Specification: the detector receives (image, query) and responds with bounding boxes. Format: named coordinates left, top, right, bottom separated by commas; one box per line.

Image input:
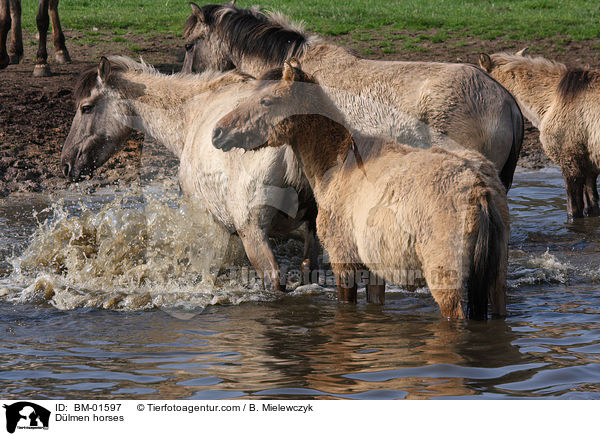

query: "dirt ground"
left=2, top=29, right=594, bottom=196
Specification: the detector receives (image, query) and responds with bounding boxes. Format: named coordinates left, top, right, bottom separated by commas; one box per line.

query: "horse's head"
left=61, top=57, right=133, bottom=180
left=212, top=59, right=326, bottom=152
left=478, top=47, right=529, bottom=73
left=182, top=2, right=236, bottom=73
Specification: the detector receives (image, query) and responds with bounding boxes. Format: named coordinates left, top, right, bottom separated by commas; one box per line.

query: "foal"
left=479, top=49, right=600, bottom=220
left=0, top=0, right=70, bottom=76
left=212, top=60, right=510, bottom=319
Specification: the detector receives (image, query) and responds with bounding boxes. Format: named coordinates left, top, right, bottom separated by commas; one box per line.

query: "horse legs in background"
left=0, top=0, right=10, bottom=69
left=49, top=0, right=69, bottom=64
left=301, top=217, right=320, bottom=285
left=7, top=0, right=21, bottom=64
left=584, top=172, right=600, bottom=217
left=33, top=0, right=51, bottom=76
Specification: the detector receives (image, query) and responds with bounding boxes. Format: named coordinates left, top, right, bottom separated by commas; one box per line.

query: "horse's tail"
left=466, top=191, right=506, bottom=320
left=498, top=97, right=524, bottom=191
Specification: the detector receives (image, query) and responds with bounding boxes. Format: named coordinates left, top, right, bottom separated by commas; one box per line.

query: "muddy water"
left=1, top=166, right=600, bottom=399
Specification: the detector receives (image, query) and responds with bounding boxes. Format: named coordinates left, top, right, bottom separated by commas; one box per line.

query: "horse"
left=0, top=0, right=70, bottom=76
left=60, top=56, right=319, bottom=291
left=182, top=2, right=524, bottom=191
left=211, top=59, right=510, bottom=320
left=479, top=48, right=600, bottom=220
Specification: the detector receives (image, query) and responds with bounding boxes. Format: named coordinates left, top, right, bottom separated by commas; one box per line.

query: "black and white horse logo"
left=3, top=402, right=50, bottom=434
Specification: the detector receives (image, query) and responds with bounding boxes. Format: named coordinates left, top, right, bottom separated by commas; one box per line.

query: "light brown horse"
left=182, top=2, right=523, bottom=191
left=0, top=0, right=70, bottom=76
left=479, top=49, right=600, bottom=220
left=212, top=60, right=510, bottom=320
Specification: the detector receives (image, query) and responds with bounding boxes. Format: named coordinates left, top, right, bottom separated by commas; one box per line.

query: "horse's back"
left=304, top=44, right=522, bottom=174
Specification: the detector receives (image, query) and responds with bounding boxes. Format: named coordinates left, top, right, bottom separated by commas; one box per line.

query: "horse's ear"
left=287, top=57, right=301, bottom=69
left=230, top=0, right=236, bottom=5
left=282, top=60, right=296, bottom=82
left=478, top=53, right=492, bottom=72
left=190, top=2, right=204, bottom=21
left=98, top=56, right=112, bottom=84
left=516, top=47, right=529, bottom=56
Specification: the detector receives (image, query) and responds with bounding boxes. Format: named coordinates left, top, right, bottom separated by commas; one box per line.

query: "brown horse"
left=212, top=60, right=510, bottom=320
left=479, top=49, right=600, bottom=220
left=182, top=2, right=523, bottom=191
left=0, top=0, right=70, bottom=76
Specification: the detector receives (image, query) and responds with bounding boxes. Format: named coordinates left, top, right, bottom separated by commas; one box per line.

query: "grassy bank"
left=16, top=0, right=600, bottom=48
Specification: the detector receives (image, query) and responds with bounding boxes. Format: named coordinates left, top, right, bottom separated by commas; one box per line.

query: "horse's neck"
left=493, top=61, right=565, bottom=127
left=286, top=115, right=353, bottom=197
left=121, top=72, right=227, bottom=158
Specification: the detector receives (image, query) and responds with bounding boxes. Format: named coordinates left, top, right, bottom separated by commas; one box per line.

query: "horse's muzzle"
left=212, top=127, right=236, bottom=151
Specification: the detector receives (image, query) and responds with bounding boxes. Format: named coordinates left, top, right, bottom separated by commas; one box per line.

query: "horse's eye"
left=185, top=43, right=194, bottom=52
left=81, top=104, right=94, bottom=114
left=260, top=99, right=273, bottom=107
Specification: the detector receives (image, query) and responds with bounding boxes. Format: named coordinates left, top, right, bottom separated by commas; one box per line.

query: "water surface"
left=1, top=166, right=599, bottom=399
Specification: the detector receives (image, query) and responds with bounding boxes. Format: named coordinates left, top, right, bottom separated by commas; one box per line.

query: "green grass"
left=16, top=0, right=600, bottom=43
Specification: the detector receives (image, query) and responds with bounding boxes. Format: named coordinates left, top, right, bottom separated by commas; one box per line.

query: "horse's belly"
left=351, top=187, right=421, bottom=285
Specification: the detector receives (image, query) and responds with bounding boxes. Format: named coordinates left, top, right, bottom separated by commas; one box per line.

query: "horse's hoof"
left=0, top=55, right=9, bottom=69
left=584, top=206, right=600, bottom=217
left=33, top=63, right=52, bottom=77
left=55, top=50, right=71, bottom=64
left=9, top=54, right=22, bottom=65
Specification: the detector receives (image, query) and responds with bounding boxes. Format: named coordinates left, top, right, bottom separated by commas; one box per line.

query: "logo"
left=3, top=402, right=50, bottom=434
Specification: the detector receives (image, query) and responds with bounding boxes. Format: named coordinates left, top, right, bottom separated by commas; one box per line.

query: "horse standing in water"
left=479, top=49, right=600, bottom=220
left=60, top=56, right=318, bottom=291
left=212, top=60, right=510, bottom=320
left=182, top=2, right=523, bottom=191
left=0, top=0, right=70, bottom=76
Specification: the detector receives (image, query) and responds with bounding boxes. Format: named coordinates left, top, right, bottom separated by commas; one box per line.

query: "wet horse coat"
left=60, top=56, right=317, bottom=291
left=212, top=61, right=510, bottom=319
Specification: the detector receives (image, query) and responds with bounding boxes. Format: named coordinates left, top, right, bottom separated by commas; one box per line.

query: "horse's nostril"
left=62, top=163, right=71, bottom=177
left=212, top=127, right=224, bottom=144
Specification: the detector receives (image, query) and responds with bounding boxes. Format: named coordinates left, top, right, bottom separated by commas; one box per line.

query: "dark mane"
left=199, top=4, right=309, bottom=66
left=558, top=68, right=596, bottom=100
left=73, top=65, right=98, bottom=103
left=73, top=60, right=128, bottom=103
left=183, top=4, right=224, bottom=38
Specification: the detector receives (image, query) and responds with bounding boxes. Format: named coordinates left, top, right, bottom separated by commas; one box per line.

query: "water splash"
left=1, top=184, right=301, bottom=313
left=508, top=248, right=599, bottom=288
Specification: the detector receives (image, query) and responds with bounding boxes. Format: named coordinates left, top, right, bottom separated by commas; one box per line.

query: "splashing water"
left=2, top=183, right=294, bottom=313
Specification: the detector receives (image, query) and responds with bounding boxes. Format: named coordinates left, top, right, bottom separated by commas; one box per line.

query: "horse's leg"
left=7, top=0, right=21, bottom=64
left=365, top=271, right=385, bottom=305
left=301, top=216, right=320, bottom=285
left=0, top=0, right=10, bottom=69
left=583, top=172, right=600, bottom=217
left=48, top=0, right=69, bottom=64
left=563, top=174, right=585, bottom=221
left=33, top=0, right=51, bottom=77
left=238, top=226, right=282, bottom=292
left=332, top=264, right=357, bottom=303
